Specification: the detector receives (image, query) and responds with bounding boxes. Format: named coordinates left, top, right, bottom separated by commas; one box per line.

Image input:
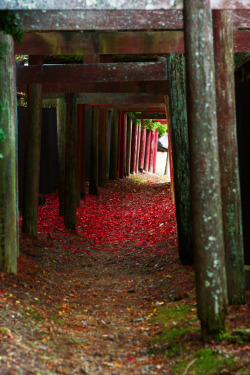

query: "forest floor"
left=0, top=173, right=250, bottom=375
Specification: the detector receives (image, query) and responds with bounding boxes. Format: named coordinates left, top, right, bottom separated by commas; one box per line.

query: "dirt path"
left=0, top=174, right=249, bottom=375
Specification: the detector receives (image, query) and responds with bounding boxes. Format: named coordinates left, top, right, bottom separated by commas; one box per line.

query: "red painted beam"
left=17, top=62, right=167, bottom=85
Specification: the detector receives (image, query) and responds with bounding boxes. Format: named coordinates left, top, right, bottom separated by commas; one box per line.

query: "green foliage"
left=155, top=122, right=167, bottom=137
left=234, top=52, right=250, bottom=68
left=0, top=11, right=23, bottom=43
left=16, top=54, right=28, bottom=63
left=173, top=348, right=237, bottom=374
left=128, top=113, right=167, bottom=136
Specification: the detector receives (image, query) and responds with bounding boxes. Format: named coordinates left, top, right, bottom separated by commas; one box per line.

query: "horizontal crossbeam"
left=15, top=30, right=250, bottom=55
left=17, top=80, right=168, bottom=94
left=11, top=10, right=250, bottom=31
left=1, top=0, right=249, bottom=10
left=41, top=93, right=164, bottom=104
left=16, top=62, right=167, bottom=85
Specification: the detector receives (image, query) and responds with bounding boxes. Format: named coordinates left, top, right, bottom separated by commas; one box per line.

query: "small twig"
left=182, top=358, right=198, bottom=375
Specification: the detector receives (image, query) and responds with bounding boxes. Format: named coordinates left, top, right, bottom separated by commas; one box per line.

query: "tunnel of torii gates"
left=0, top=0, right=250, bottom=339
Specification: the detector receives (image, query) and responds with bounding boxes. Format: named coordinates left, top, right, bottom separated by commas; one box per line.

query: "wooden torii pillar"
left=125, top=116, right=132, bottom=176
left=57, top=98, right=66, bottom=217
left=64, top=94, right=78, bottom=230
left=184, top=0, right=227, bottom=339
left=165, top=54, right=193, bottom=266
left=213, top=10, right=246, bottom=305
left=109, top=108, right=118, bottom=180
left=0, top=33, right=18, bottom=273
left=89, top=105, right=99, bottom=195
left=22, top=56, right=43, bottom=235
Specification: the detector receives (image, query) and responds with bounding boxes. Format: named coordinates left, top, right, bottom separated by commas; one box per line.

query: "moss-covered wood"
left=22, top=55, right=43, bottom=235
left=184, top=0, right=227, bottom=340
left=56, top=99, right=66, bottom=217
left=213, top=10, right=246, bottom=305
left=166, top=54, right=193, bottom=266
left=0, top=33, right=18, bottom=273
left=64, top=94, right=78, bottom=230
left=89, top=106, right=99, bottom=195
left=109, top=108, right=118, bottom=180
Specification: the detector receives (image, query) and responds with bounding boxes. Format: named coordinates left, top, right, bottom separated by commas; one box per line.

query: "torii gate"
left=0, top=0, right=249, bottom=339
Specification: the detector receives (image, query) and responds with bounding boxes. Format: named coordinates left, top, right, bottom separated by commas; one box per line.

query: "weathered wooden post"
left=139, top=123, right=147, bottom=172
left=164, top=97, right=175, bottom=202
left=130, top=121, right=138, bottom=175
left=98, top=108, right=107, bottom=187
left=77, top=104, right=86, bottom=199
left=119, top=111, right=126, bottom=179
left=64, top=94, right=78, bottom=230
left=0, top=33, right=18, bottom=273
left=109, top=108, right=118, bottom=180
left=149, top=129, right=155, bottom=173
left=153, top=130, right=158, bottom=174
left=125, top=116, right=132, bottom=176
left=213, top=10, right=246, bottom=305
left=184, top=0, right=227, bottom=339
left=57, top=98, right=66, bottom=217
left=22, top=56, right=43, bottom=235
left=166, top=54, right=193, bottom=265
left=144, top=130, right=152, bottom=172
left=89, top=106, right=99, bottom=195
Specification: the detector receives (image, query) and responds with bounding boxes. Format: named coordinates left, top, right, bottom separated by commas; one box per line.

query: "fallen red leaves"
left=20, top=177, right=177, bottom=258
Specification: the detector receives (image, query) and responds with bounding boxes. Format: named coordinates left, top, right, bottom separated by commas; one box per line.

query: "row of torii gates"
left=0, top=0, right=250, bottom=339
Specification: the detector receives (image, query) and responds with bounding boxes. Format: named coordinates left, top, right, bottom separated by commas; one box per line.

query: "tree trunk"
left=153, top=131, right=158, bottom=174
left=139, top=125, right=147, bottom=171
left=166, top=54, right=193, bottom=266
left=57, top=99, right=66, bottom=217
left=0, top=33, right=18, bottom=273
left=64, top=94, right=78, bottom=230
left=89, top=106, right=99, bottom=195
left=109, top=108, right=118, bottom=180
left=213, top=10, right=246, bottom=305
left=22, top=55, right=43, bottom=235
left=98, top=108, right=107, bottom=187
left=130, top=121, right=138, bottom=175
left=184, top=0, right=227, bottom=340
left=126, top=116, right=132, bottom=176
left=149, top=129, right=155, bottom=173
left=144, top=130, right=151, bottom=172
